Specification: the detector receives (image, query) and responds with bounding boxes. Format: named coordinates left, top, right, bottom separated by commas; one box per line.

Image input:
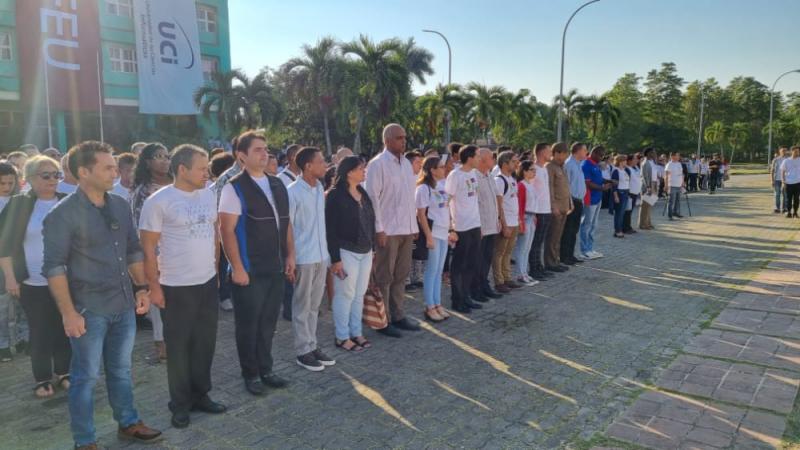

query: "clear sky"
left=230, top=0, right=800, bottom=101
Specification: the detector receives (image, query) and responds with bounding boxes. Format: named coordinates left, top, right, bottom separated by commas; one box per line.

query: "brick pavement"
left=0, top=175, right=797, bottom=449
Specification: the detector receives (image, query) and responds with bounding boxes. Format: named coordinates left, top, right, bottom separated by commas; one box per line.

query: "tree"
left=464, top=83, right=507, bottom=139
left=605, top=73, right=646, bottom=151
left=415, top=84, right=466, bottom=145
left=553, top=88, right=584, bottom=141
left=727, top=122, right=749, bottom=164
left=704, top=121, right=727, bottom=158
left=193, top=69, right=250, bottom=139
left=575, top=95, right=621, bottom=145
left=281, top=37, right=343, bottom=155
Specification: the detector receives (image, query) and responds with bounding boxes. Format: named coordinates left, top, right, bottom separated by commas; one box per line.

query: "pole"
left=423, top=29, right=452, bottom=144
left=767, top=69, right=800, bottom=168
left=557, top=0, right=601, bottom=142
left=696, top=90, right=705, bottom=156
left=43, top=52, right=53, bottom=148
left=97, top=51, right=105, bottom=143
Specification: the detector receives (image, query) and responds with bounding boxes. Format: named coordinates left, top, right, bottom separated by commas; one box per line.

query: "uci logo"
left=158, top=20, right=196, bottom=69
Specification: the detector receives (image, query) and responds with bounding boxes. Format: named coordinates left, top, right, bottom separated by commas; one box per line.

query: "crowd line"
left=0, top=128, right=799, bottom=449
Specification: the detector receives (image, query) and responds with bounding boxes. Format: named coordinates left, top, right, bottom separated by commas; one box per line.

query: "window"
left=106, top=0, right=133, bottom=18
left=0, top=32, right=11, bottom=61
left=201, top=56, right=218, bottom=82
left=109, top=45, right=137, bottom=73
left=196, top=5, right=217, bottom=33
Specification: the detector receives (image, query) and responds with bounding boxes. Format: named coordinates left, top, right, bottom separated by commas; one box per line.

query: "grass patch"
left=782, top=391, right=800, bottom=449
left=730, top=163, right=769, bottom=175
left=569, top=433, right=649, bottom=450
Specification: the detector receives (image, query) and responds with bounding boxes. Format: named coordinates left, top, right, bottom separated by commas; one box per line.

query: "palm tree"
left=727, top=122, right=749, bottom=165
left=464, top=82, right=507, bottom=139
left=576, top=95, right=621, bottom=144
left=281, top=37, right=342, bottom=155
left=416, top=84, right=466, bottom=144
left=241, top=71, right=284, bottom=130
left=704, top=121, right=727, bottom=159
left=193, top=69, right=249, bottom=138
left=554, top=88, right=583, bottom=141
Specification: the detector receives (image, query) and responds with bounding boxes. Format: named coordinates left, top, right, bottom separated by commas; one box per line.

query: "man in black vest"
left=219, top=131, right=296, bottom=396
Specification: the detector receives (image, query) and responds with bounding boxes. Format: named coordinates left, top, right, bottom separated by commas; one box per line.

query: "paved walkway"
left=0, top=175, right=797, bottom=449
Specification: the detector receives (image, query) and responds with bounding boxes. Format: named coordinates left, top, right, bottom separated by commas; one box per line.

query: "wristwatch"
left=133, top=284, right=148, bottom=294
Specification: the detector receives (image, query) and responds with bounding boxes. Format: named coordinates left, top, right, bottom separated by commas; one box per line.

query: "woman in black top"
left=325, top=156, right=375, bottom=352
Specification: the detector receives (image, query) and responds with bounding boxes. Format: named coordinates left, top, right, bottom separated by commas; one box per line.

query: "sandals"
left=351, top=336, right=372, bottom=349
left=425, top=308, right=445, bottom=323
left=56, top=374, right=71, bottom=391
left=34, top=381, right=54, bottom=398
left=335, top=339, right=364, bottom=352
left=436, top=306, right=451, bottom=319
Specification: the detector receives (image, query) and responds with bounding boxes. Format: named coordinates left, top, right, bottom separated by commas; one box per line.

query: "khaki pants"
left=492, top=226, right=518, bottom=285
left=374, top=234, right=413, bottom=322
left=545, top=213, right=567, bottom=267
left=639, top=200, right=653, bottom=229
left=292, top=262, right=327, bottom=356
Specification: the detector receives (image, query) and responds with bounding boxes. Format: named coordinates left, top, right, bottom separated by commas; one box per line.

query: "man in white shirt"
left=57, top=154, right=79, bottom=195
left=139, top=144, right=225, bottom=429
left=111, top=152, right=136, bottom=202
left=492, top=151, right=522, bottom=292
left=529, top=143, right=553, bottom=280
left=287, top=147, right=335, bottom=372
left=445, top=145, right=483, bottom=313
left=471, top=148, right=503, bottom=302
left=365, top=124, right=420, bottom=336
left=278, top=144, right=302, bottom=187
left=665, top=152, right=685, bottom=220
left=687, top=154, right=700, bottom=192
left=771, top=147, right=788, bottom=213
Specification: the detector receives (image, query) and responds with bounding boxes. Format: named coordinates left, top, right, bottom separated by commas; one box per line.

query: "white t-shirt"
left=782, top=158, right=800, bottom=184
left=219, top=175, right=280, bottom=230
left=613, top=167, right=630, bottom=190
left=415, top=181, right=450, bottom=240
left=629, top=166, right=642, bottom=195
left=56, top=181, right=78, bottom=195
left=445, top=168, right=481, bottom=232
left=665, top=161, right=684, bottom=187
left=522, top=179, right=536, bottom=213
left=139, top=186, right=218, bottom=286
left=532, top=165, right=551, bottom=214
left=23, top=198, right=59, bottom=286
left=495, top=173, right=519, bottom=227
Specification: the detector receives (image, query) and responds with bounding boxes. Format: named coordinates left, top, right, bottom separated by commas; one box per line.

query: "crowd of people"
left=770, top=146, right=800, bottom=218
left=0, top=125, right=774, bottom=450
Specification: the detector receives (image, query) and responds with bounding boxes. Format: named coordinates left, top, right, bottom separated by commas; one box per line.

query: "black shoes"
left=312, top=349, right=336, bottom=366
left=244, top=378, right=266, bottom=396
left=453, top=304, right=472, bottom=314
left=464, top=299, right=483, bottom=310
left=483, top=289, right=503, bottom=299
left=171, top=411, right=190, bottom=429
left=192, top=396, right=227, bottom=414
left=545, top=265, right=568, bottom=273
left=471, top=292, right=491, bottom=303
left=377, top=324, right=403, bottom=338
left=15, top=340, right=28, bottom=356
left=392, top=317, right=421, bottom=331
left=261, top=373, right=289, bottom=389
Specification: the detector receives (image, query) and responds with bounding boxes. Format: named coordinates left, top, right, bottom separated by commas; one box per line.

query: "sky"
left=229, top=0, right=800, bottom=101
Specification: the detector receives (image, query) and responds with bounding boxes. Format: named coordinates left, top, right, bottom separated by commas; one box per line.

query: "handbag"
left=362, top=272, right=389, bottom=330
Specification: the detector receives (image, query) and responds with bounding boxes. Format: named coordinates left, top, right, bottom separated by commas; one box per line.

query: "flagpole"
left=97, top=51, right=104, bottom=143
left=43, top=52, right=53, bottom=148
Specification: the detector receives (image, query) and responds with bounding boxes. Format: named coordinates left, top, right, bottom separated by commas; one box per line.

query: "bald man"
left=365, top=124, right=420, bottom=337
left=471, top=148, right=503, bottom=301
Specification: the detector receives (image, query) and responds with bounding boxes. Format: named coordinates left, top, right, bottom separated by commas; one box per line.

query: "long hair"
left=133, top=142, right=168, bottom=188
left=417, top=156, right=441, bottom=189
left=332, top=156, right=363, bottom=191
left=515, top=160, right=534, bottom=182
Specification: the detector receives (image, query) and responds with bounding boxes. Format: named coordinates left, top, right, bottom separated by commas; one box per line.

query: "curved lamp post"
left=422, top=29, right=453, bottom=144
left=767, top=69, right=800, bottom=167
left=557, top=0, right=601, bottom=142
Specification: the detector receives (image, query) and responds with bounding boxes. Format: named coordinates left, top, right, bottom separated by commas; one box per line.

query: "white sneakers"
left=517, top=275, right=540, bottom=287
left=581, top=251, right=604, bottom=260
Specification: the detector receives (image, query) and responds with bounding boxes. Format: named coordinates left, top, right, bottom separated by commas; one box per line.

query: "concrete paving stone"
left=713, top=308, right=800, bottom=339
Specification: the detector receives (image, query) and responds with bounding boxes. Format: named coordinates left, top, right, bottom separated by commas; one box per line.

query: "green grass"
left=569, top=433, right=649, bottom=450
left=782, top=393, right=800, bottom=449
left=730, top=163, right=769, bottom=175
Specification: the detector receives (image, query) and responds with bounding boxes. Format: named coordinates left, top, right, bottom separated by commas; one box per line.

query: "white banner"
left=133, top=0, right=204, bottom=115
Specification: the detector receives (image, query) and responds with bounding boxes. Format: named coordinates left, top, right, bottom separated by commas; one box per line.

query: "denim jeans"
left=422, top=238, right=448, bottom=307
left=512, top=213, right=536, bottom=277
left=774, top=180, right=787, bottom=211
left=69, top=308, right=139, bottom=447
left=579, top=203, right=601, bottom=254
left=332, top=250, right=373, bottom=340
left=613, top=190, right=629, bottom=233
left=0, top=292, right=29, bottom=349
left=668, top=187, right=681, bottom=216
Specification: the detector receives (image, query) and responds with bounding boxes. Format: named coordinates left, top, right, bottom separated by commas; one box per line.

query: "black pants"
left=471, top=233, right=496, bottom=296
left=688, top=174, right=698, bottom=191
left=623, top=195, right=638, bottom=232
left=451, top=228, right=481, bottom=308
left=231, top=272, right=284, bottom=380
left=282, top=280, right=294, bottom=320
left=19, top=284, right=71, bottom=383
left=787, top=183, right=800, bottom=214
left=560, top=198, right=583, bottom=262
left=217, top=245, right=232, bottom=302
left=709, top=172, right=719, bottom=193
left=529, top=213, right=552, bottom=273
left=161, top=276, right=219, bottom=413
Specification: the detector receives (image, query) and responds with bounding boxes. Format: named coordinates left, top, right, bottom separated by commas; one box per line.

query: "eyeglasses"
left=37, top=171, right=63, bottom=181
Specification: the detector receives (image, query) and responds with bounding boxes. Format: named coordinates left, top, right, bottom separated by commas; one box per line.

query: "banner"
left=16, top=0, right=102, bottom=111
left=133, top=0, right=204, bottom=115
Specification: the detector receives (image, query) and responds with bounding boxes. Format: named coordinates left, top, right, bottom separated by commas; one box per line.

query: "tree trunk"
left=353, top=109, right=364, bottom=154
left=322, top=109, right=333, bottom=157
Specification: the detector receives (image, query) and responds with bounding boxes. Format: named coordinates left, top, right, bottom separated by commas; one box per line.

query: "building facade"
left=0, top=0, right=231, bottom=152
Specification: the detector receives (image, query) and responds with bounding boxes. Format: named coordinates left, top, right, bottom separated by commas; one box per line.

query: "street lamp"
left=767, top=69, right=800, bottom=167
left=423, top=29, right=453, bottom=144
left=697, top=88, right=706, bottom=157
left=557, top=0, right=601, bottom=142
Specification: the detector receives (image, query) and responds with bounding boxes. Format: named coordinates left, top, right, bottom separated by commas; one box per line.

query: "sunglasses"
left=38, top=171, right=63, bottom=181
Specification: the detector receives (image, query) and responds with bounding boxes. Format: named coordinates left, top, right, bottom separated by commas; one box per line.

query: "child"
left=511, top=161, right=539, bottom=287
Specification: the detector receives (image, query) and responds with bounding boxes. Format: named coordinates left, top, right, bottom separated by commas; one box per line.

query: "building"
left=0, top=0, right=231, bottom=152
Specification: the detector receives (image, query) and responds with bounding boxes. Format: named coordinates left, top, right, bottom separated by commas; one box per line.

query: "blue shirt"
left=288, top=178, right=330, bottom=265
left=581, top=159, right=604, bottom=205
left=564, top=156, right=586, bottom=200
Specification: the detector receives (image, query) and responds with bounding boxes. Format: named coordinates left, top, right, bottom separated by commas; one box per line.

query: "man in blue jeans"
left=579, top=146, right=611, bottom=260
left=43, top=141, right=162, bottom=449
left=771, top=147, right=788, bottom=213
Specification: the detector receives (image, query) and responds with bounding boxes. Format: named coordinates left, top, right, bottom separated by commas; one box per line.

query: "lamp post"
left=767, top=69, right=800, bottom=167
left=557, top=0, right=601, bottom=142
left=696, top=88, right=706, bottom=157
left=423, top=29, right=452, bottom=144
